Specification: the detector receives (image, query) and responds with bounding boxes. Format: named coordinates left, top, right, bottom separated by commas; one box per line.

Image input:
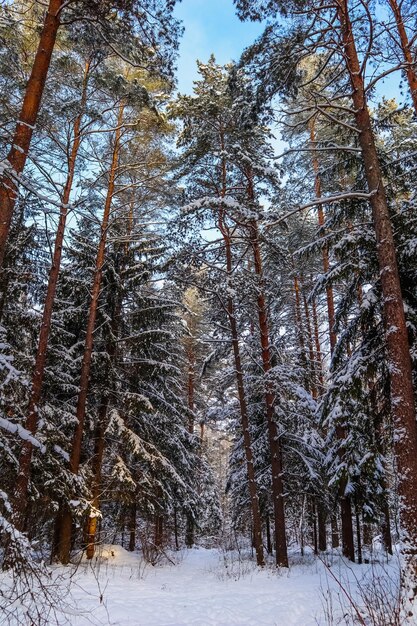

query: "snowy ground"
left=0, top=544, right=403, bottom=625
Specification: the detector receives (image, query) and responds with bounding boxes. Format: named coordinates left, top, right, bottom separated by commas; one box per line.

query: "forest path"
left=62, top=545, right=379, bottom=625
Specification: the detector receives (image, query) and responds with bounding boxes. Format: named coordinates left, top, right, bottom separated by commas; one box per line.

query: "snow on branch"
left=0, top=417, right=46, bottom=453
left=266, top=190, right=377, bottom=228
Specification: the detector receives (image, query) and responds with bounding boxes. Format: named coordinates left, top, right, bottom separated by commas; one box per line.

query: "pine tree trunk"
left=301, top=283, right=318, bottom=399
left=266, top=514, right=272, bottom=554
left=187, top=366, right=195, bottom=434
left=85, top=400, right=108, bottom=560
left=339, top=478, right=355, bottom=561
left=317, top=503, right=327, bottom=552
left=293, top=274, right=309, bottom=385
left=217, top=152, right=265, bottom=567
left=155, top=515, right=163, bottom=547
left=312, top=499, right=318, bottom=555
left=308, top=120, right=337, bottom=355
left=381, top=499, right=393, bottom=556
left=387, top=0, right=417, bottom=116
left=311, top=294, right=324, bottom=391
left=355, top=500, right=362, bottom=565
left=57, top=102, right=125, bottom=564
left=331, top=513, right=340, bottom=549
left=173, top=508, right=179, bottom=551
left=247, top=209, right=288, bottom=568
left=337, top=0, right=417, bottom=593
left=309, top=117, right=355, bottom=561
left=0, top=0, right=63, bottom=268
left=11, top=58, right=91, bottom=532
left=185, top=335, right=196, bottom=548
left=128, top=504, right=136, bottom=552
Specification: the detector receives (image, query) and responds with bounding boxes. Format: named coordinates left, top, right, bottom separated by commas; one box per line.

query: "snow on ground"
left=33, top=545, right=398, bottom=626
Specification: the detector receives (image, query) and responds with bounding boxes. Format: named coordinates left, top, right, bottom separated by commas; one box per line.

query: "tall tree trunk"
left=128, top=504, right=137, bottom=552
left=331, top=513, right=340, bottom=549
left=185, top=340, right=195, bottom=548
left=308, top=120, right=337, bottom=356
left=154, top=514, right=163, bottom=547
left=11, top=58, right=91, bottom=531
left=311, top=294, right=325, bottom=392
left=85, top=400, right=108, bottom=559
left=217, top=152, right=264, bottom=567
left=57, top=102, right=125, bottom=564
left=355, top=499, right=363, bottom=565
left=293, top=274, right=309, bottom=384
left=317, top=503, right=327, bottom=552
left=265, top=514, right=272, bottom=554
left=173, top=508, right=179, bottom=551
left=337, top=0, right=417, bottom=592
left=0, top=0, right=63, bottom=268
left=309, top=117, right=354, bottom=561
left=301, top=282, right=318, bottom=399
left=312, top=499, right=318, bottom=555
left=381, top=499, right=393, bottom=556
left=387, top=0, right=417, bottom=116
left=246, top=202, right=288, bottom=567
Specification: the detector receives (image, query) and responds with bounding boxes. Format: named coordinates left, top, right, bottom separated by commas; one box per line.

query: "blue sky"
left=173, top=2, right=401, bottom=102
left=174, top=0, right=264, bottom=94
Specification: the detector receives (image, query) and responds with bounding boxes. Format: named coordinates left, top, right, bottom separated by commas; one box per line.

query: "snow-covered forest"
left=0, top=0, right=417, bottom=624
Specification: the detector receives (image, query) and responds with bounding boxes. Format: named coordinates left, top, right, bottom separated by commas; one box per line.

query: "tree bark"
left=382, top=499, right=393, bottom=556
left=154, top=514, right=163, bottom=547
left=185, top=328, right=196, bottom=548
left=337, top=0, right=417, bottom=590
left=0, top=0, right=63, bottom=268
left=312, top=499, right=318, bottom=555
left=317, top=503, right=327, bottom=552
left=85, top=400, right=108, bottom=560
left=217, top=152, right=265, bottom=567
left=128, top=504, right=137, bottom=552
left=293, top=274, right=309, bottom=385
left=311, top=294, right=325, bottom=392
left=355, top=500, right=362, bottom=564
left=387, top=0, right=417, bottom=116
left=309, top=116, right=355, bottom=561
left=57, top=101, right=125, bottom=564
left=11, top=58, right=91, bottom=531
left=246, top=205, right=288, bottom=567
left=301, top=283, right=318, bottom=399
left=331, top=514, right=339, bottom=548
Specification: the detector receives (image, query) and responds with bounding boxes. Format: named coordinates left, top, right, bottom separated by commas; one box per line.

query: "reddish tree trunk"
left=337, top=0, right=417, bottom=587
left=309, top=119, right=337, bottom=355
left=309, top=117, right=355, bottom=561
left=387, top=0, right=417, bottom=116
left=85, top=400, right=108, bottom=559
left=247, top=209, right=288, bottom=568
left=293, top=275, right=309, bottom=375
left=311, top=294, right=325, bottom=391
left=0, top=0, right=63, bottom=268
left=301, top=283, right=318, bottom=399
left=57, top=102, right=125, bottom=564
left=217, top=153, right=264, bottom=566
left=70, top=102, right=124, bottom=475
left=12, top=59, right=91, bottom=531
